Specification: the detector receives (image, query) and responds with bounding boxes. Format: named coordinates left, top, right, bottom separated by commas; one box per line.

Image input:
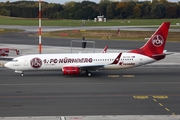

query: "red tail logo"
left=152, top=35, right=164, bottom=47
left=129, top=22, right=170, bottom=57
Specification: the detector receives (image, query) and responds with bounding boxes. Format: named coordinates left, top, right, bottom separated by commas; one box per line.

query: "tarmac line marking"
left=172, top=112, right=177, bottom=116
left=152, top=95, right=168, bottom=99
left=152, top=97, right=176, bottom=117
left=159, top=103, right=163, bottom=106
left=108, top=75, right=119, bottom=78
left=133, top=96, right=148, bottom=99
left=165, top=108, right=170, bottom=111
left=123, top=75, right=134, bottom=78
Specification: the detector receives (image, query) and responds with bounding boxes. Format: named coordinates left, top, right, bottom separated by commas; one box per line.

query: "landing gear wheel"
left=87, top=71, right=92, bottom=77
left=20, top=73, right=24, bottom=77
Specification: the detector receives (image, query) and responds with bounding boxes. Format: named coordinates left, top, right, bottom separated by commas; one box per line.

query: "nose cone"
left=4, top=62, right=11, bottom=69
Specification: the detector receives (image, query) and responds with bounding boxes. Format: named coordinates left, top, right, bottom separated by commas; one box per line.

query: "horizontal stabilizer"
left=152, top=52, right=173, bottom=60
left=152, top=52, right=173, bottom=57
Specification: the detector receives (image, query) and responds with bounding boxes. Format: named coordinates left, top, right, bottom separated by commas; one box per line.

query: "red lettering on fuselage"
left=43, top=57, right=93, bottom=64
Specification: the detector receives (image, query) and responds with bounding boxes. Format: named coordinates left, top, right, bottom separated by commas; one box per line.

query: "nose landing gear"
left=86, top=70, right=92, bottom=77
left=20, top=73, right=24, bottom=77
left=15, top=70, right=24, bottom=77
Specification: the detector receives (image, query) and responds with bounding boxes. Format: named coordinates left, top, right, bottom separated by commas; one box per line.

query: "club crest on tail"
left=129, top=22, right=170, bottom=57
left=152, top=35, right=164, bottom=47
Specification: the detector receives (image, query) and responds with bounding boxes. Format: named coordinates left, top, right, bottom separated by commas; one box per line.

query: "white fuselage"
left=5, top=52, right=156, bottom=71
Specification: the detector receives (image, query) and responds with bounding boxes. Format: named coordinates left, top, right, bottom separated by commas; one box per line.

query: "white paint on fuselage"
left=5, top=52, right=156, bottom=72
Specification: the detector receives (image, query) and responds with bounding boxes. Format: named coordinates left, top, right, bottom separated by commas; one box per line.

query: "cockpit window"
left=12, top=59, right=18, bottom=62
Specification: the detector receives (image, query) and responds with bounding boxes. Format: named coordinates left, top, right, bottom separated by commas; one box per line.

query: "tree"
left=64, top=1, right=76, bottom=9
left=165, top=3, right=178, bottom=18
left=115, top=2, right=127, bottom=18
left=74, top=6, right=97, bottom=19
left=133, top=4, right=142, bottom=18
left=99, top=0, right=111, bottom=17
left=0, top=1, right=180, bottom=19
left=0, top=8, right=10, bottom=16
left=106, top=3, right=114, bottom=19
left=150, top=3, right=166, bottom=18
left=125, top=1, right=136, bottom=18
left=141, top=2, right=151, bottom=18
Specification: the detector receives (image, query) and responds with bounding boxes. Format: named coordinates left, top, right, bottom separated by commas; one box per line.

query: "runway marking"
left=123, top=75, right=134, bottom=78
left=133, top=95, right=177, bottom=116
left=172, top=112, right=177, bottom=116
left=133, top=96, right=148, bottom=99
left=165, top=108, right=170, bottom=111
left=108, top=75, right=119, bottom=77
left=152, top=95, right=168, bottom=99
left=152, top=97, right=177, bottom=116
left=159, top=103, right=163, bottom=106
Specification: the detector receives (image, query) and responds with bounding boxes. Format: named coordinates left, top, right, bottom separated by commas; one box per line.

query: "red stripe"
left=39, top=28, right=42, bottom=35
left=39, top=44, right=42, bottom=54
left=38, top=11, right=41, bottom=19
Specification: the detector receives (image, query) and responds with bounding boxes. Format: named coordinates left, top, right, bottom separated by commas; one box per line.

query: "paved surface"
left=0, top=66, right=180, bottom=117
left=1, top=25, right=180, bottom=32
left=0, top=44, right=180, bottom=66
left=0, top=32, right=180, bottom=119
left=0, top=32, right=180, bottom=52
left=0, top=115, right=180, bottom=120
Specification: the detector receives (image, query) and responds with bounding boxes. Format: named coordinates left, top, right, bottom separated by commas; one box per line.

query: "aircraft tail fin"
left=129, top=22, right=170, bottom=60
left=102, top=46, right=108, bottom=53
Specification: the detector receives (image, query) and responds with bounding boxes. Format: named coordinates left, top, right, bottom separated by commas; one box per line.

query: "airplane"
left=4, top=22, right=170, bottom=77
left=102, top=46, right=108, bottom=53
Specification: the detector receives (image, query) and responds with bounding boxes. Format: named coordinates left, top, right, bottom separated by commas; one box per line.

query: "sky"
left=0, top=0, right=178, bottom=4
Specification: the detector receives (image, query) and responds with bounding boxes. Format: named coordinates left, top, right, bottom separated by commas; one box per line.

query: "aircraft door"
left=24, top=57, right=29, bottom=66
left=139, top=56, right=143, bottom=65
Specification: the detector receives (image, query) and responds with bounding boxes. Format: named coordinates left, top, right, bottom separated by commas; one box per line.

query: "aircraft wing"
left=78, top=64, right=105, bottom=70
left=63, top=64, right=105, bottom=71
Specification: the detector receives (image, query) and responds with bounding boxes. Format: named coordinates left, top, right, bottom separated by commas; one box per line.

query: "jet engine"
left=62, top=66, right=80, bottom=75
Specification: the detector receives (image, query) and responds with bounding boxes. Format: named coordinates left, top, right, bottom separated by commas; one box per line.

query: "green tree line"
left=0, top=0, right=180, bottom=19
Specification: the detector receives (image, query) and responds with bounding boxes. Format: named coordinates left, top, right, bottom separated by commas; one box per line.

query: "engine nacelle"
left=62, top=66, right=80, bottom=75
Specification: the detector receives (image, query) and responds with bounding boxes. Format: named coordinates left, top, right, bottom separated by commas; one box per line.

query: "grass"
left=1, top=16, right=180, bottom=41
left=42, top=30, right=180, bottom=42
left=0, top=28, right=24, bottom=34
left=1, top=16, right=180, bottom=26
